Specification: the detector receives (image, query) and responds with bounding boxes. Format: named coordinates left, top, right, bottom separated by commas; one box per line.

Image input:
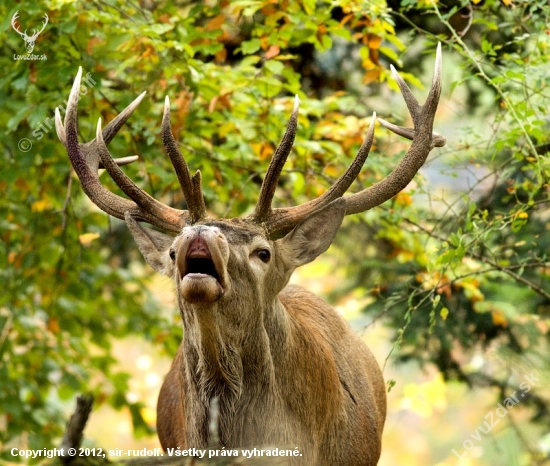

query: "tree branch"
left=60, top=395, right=94, bottom=464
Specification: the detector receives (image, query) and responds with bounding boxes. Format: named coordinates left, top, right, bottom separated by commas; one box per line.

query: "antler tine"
left=101, top=155, right=139, bottom=167
left=387, top=42, right=442, bottom=130
left=250, top=95, right=300, bottom=224
left=95, top=118, right=187, bottom=232
left=55, top=107, right=67, bottom=146
left=428, top=42, right=443, bottom=110
left=378, top=118, right=446, bottom=147
left=161, top=96, right=207, bottom=224
left=59, top=67, right=186, bottom=232
left=102, top=91, right=147, bottom=145
left=29, top=13, right=48, bottom=38
left=378, top=42, right=444, bottom=147
left=389, top=64, right=421, bottom=125
left=344, top=42, right=445, bottom=215
left=265, top=113, right=377, bottom=238
left=11, top=11, right=24, bottom=36
left=56, top=89, right=145, bottom=167
left=97, top=91, right=147, bottom=167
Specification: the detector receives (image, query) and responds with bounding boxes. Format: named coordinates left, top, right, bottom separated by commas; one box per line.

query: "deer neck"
left=179, top=295, right=289, bottom=399
left=178, top=295, right=292, bottom=447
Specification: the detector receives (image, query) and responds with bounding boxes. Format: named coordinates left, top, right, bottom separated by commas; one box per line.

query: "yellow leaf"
left=492, top=309, right=508, bottom=327
left=31, top=199, right=51, bottom=212
left=440, top=307, right=449, bottom=320
left=501, top=0, right=512, bottom=5
left=381, top=20, right=395, bottom=34
left=219, top=122, right=236, bottom=138
left=79, top=233, right=100, bottom=245
left=47, top=317, right=60, bottom=334
left=362, top=68, right=381, bottom=84
left=206, top=14, right=225, bottom=31
left=394, top=192, right=412, bottom=206
left=368, top=34, right=382, bottom=50
left=323, top=164, right=339, bottom=178
left=251, top=142, right=274, bottom=161
left=274, top=54, right=297, bottom=61
left=459, top=278, right=484, bottom=302
left=141, top=406, right=157, bottom=426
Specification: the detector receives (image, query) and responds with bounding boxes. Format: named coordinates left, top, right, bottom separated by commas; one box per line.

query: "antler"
left=253, top=43, right=446, bottom=238
left=55, top=67, right=195, bottom=232
left=28, top=13, right=48, bottom=40
left=11, top=11, right=48, bottom=39
left=11, top=12, right=27, bottom=38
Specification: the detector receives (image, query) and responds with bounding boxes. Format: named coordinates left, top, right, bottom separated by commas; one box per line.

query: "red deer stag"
left=56, top=44, right=445, bottom=466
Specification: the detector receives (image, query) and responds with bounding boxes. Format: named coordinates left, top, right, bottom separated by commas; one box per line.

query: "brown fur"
left=130, top=202, right=386, bottom=465
left=157, top=285, right=385, bottom=465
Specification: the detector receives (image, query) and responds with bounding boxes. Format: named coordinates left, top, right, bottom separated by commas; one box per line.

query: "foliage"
left=1, top=0, right=549, bottom=465
left=330, top=1, right=550, bottom=463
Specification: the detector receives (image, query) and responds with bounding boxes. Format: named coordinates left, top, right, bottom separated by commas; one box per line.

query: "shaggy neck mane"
left=179, top=295, right=290, bottom=446
left=181, top=296, right=287, bottom=394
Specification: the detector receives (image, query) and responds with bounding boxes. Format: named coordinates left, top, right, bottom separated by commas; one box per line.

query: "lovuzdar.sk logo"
left=11, top=10, right=48, bottom=60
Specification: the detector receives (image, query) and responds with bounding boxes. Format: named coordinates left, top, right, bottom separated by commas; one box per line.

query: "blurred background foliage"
left=1, top=0, right=549, bottom=465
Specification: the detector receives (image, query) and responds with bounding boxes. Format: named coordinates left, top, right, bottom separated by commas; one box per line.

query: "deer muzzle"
left=176, top=226, right=229, bottom=303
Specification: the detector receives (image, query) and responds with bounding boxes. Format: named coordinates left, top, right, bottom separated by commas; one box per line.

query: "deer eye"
left=169, top=249, right=176, bottom=262
left=255, top=249, right=271, bottom=263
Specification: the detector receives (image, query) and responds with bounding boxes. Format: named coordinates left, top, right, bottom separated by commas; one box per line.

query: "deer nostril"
left=186, top=236, right=211, bottom=259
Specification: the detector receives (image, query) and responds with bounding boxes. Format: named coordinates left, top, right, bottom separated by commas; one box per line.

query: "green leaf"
left=241, top=38, right=261, bottom=55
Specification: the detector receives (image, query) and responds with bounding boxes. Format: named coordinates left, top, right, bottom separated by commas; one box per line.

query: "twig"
left=458, top=3, right=473, bottom=38
left=0, top=310, right=13, bottom=352
left=431, top=3, right=547, bottom=184
left=407, top=219, right=550, bottom=302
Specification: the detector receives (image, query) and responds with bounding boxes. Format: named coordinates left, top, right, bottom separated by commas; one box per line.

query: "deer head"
left=11, top=11, right=48, bottom=54
left=56, top=45, right=445, bottom=464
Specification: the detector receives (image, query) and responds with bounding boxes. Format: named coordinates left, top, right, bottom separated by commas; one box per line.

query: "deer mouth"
left=185, top=257, right=221, bottom=281
left=178, top=235, right=226, bottom=303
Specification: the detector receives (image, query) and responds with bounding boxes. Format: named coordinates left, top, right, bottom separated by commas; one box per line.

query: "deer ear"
left=125, top=213, right=175, bottom=276
left=278, top=198, right=346, bottom=268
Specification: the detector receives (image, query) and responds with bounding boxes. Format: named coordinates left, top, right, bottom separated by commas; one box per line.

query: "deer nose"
left=186, top=235, right=211, bottom=260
